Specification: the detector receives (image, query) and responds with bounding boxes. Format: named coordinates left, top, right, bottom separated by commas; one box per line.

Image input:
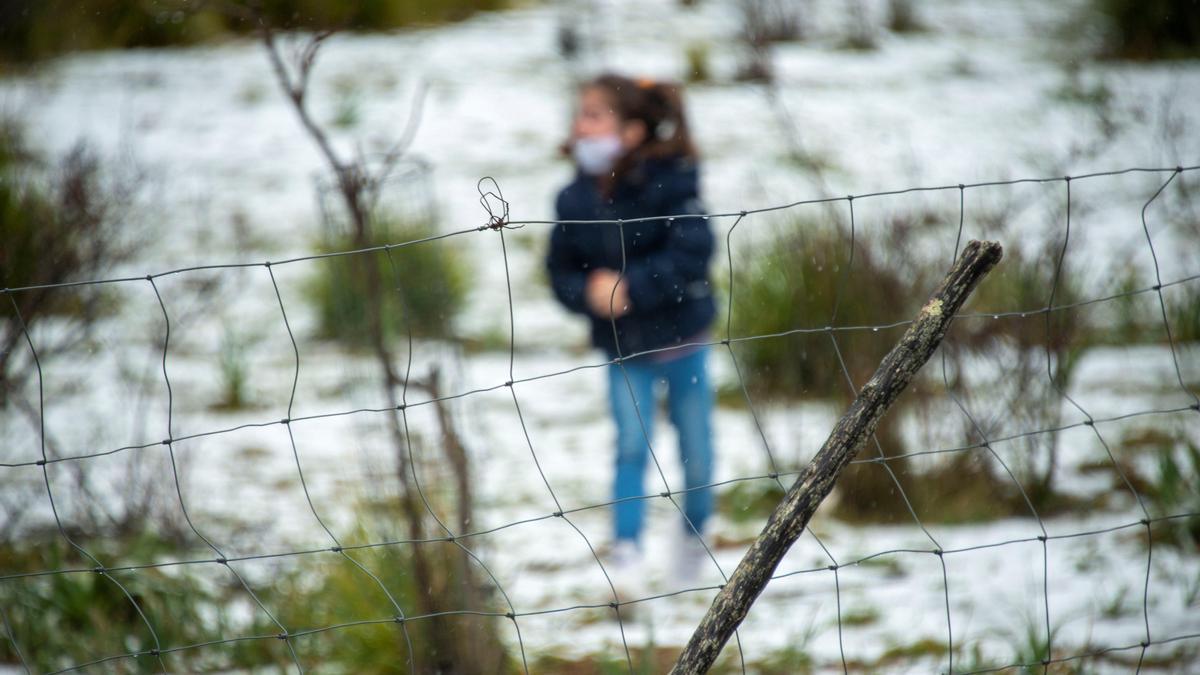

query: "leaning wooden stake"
left=671, top=239, right=1003, bottom=674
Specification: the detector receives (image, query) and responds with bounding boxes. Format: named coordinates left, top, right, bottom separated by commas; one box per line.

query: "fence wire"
left=2, top=164, right=1199, bottom=674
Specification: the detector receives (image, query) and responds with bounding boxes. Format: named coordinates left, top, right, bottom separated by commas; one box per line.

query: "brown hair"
left=574, top=73, right=698, bottom=189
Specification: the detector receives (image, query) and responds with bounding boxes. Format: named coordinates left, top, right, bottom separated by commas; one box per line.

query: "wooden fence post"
left=671, top=239, right=1003, bottom=674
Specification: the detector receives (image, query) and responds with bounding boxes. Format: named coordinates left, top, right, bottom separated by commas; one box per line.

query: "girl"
left=546, top=73, right=716, bottom=584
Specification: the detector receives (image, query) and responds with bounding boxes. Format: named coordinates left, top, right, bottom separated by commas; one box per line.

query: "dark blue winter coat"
left=546, top=157, right=716, bottom=359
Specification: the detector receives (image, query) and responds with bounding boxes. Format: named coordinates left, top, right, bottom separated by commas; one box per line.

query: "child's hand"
left=586, top=269, right=631, bottom=318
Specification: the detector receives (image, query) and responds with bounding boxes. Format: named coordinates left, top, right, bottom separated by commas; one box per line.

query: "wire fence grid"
left=2, top=163, right=1199, bottom=674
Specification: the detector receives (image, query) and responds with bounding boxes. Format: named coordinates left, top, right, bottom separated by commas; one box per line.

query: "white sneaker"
left=671, top=529, right=710, bottom=587
left=606, top=539, right=645, bottom=605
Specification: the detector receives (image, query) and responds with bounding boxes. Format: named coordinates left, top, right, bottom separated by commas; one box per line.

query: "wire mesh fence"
left=2, top=164, right=1199, bottom=673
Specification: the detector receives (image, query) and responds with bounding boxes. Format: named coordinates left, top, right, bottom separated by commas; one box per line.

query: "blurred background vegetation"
left=1093, top=0, right=1200, bottom=60
left=0, top=0, right=510, bottom=65
left=2, top=0, right=1198, bottom=67
left=0, top=117, right=138, bottom=406
left=306, top=216, right=469, bottom=347
left=0, top=498, right=517, bottom=673
left=724, top=193, right=1200, bottom=527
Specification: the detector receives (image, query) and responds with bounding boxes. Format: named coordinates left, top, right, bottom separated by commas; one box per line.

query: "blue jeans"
left=607, top=346, right=714, bottom=544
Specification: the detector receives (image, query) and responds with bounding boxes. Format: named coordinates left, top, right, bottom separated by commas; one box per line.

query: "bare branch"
left=257, top=15, right=349, bottom=182
left=373, top=80, right=430, bottom=183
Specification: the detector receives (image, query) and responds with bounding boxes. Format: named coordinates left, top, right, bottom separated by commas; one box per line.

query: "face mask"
left=572, top=134, right=623, bottom=176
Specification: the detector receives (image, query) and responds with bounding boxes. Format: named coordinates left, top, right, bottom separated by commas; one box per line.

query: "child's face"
left=573, top=86, right=644, bottom=149
left=574, top=87, right=620, bottom=140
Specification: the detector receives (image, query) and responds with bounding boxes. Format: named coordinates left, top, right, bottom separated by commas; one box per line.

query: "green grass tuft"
left=305, top=216, right=469, bottom=346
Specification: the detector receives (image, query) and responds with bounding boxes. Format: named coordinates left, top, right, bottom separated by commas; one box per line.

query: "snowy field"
left=2, top=0, right=1199, bottom=672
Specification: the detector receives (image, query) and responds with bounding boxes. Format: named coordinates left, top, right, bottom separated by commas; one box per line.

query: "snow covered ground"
left=2, top=0, right=1199, bottom=671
